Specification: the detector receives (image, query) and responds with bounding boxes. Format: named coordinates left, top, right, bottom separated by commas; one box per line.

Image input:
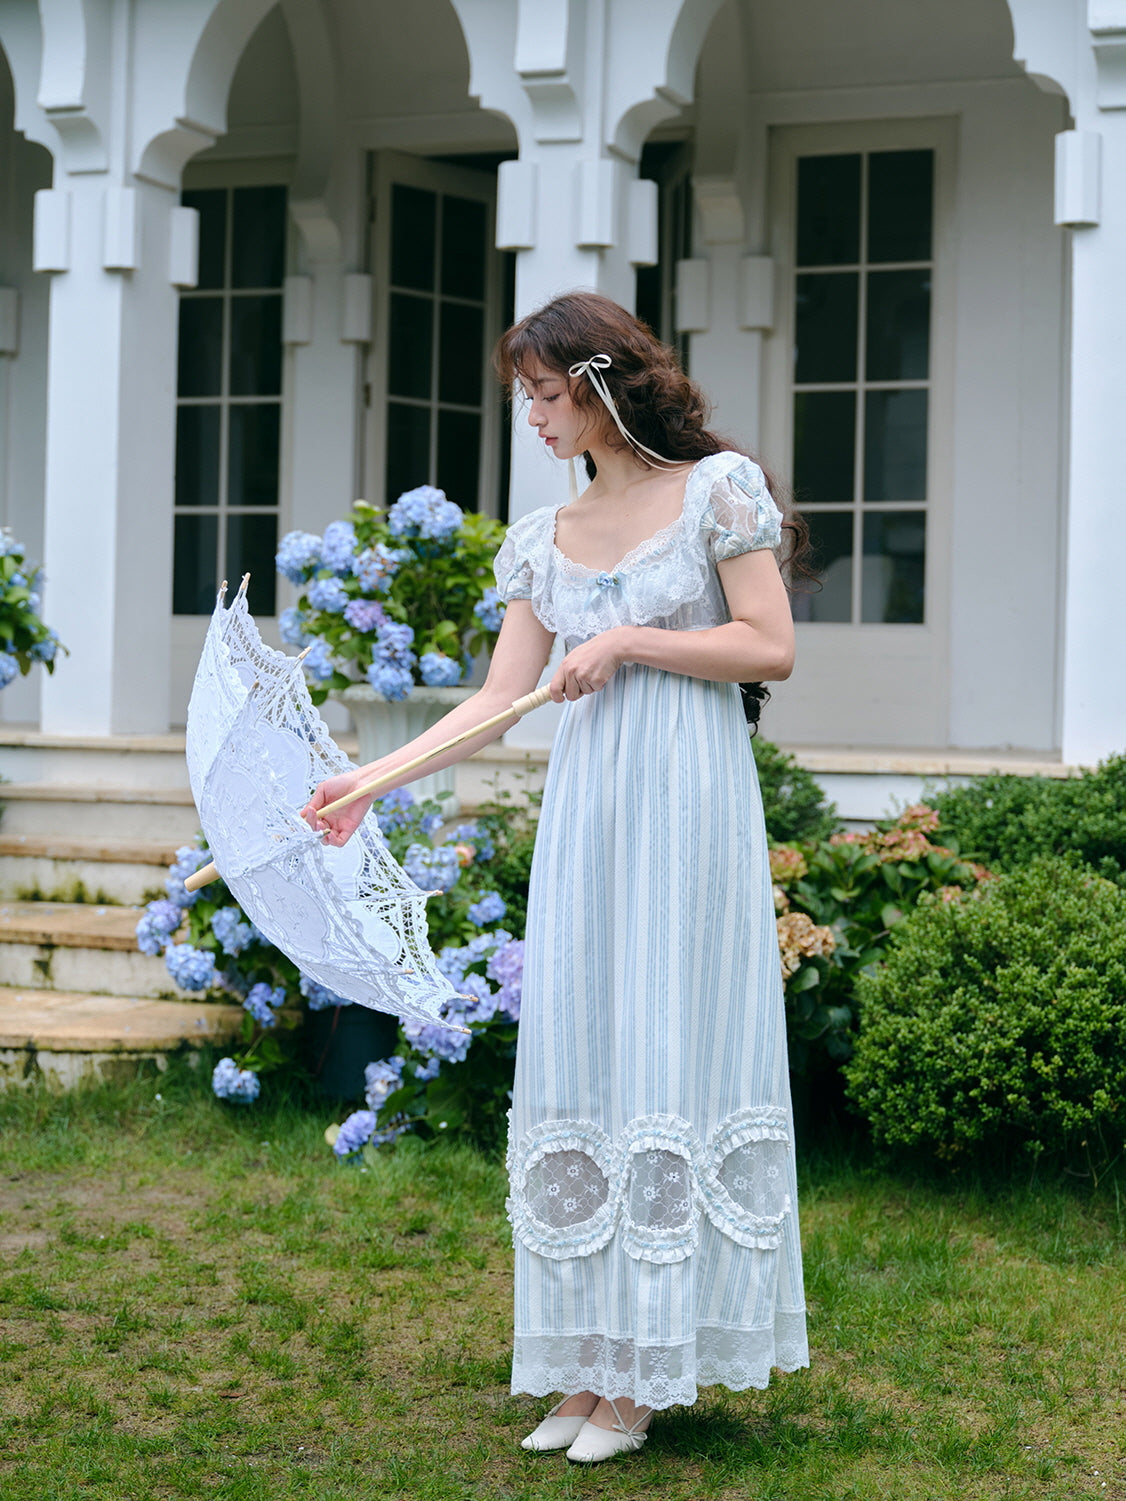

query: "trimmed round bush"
left=753, top=737, right=839, bottom=843
left=845, top=858, right=1126, bottom=1161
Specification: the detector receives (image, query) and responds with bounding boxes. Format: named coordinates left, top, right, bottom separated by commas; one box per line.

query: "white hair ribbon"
left=567, top=353, right=686, bottom=473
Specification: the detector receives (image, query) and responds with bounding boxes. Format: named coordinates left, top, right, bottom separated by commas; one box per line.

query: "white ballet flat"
left=565, top=1400, right=652, bottom=1464
left=520, top=1399, right=592, bottom=1452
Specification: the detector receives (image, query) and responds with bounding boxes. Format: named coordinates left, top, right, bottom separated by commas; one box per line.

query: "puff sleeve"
left=492, top=510, right=542, bottom=603
left=700, top=456, right=784, bottom=562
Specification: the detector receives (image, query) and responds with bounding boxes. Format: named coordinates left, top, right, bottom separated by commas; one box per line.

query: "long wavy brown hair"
left=495, top=291, right=811, bottom=729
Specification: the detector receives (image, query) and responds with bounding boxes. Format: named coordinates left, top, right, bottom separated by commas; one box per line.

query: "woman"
left=304, top=291, right=808, bottom=1464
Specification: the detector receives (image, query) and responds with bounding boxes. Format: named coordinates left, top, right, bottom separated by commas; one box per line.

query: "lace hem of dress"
left=507, top=1108, right=792, bottom=1263
left=511, top=1315, right=809, bottom=1411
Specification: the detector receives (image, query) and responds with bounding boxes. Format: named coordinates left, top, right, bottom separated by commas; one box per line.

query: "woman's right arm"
left=301, top=600, right=555, bottom=846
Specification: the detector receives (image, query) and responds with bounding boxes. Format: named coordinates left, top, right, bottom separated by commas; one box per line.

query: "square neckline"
left=550, top=457, right=705, bottom=578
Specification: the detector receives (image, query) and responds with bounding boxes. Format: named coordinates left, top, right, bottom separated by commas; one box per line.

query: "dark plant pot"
left=303, top=1004, right=399, bottom=1101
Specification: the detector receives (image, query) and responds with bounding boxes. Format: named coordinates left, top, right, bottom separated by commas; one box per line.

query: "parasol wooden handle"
left=184, top=684, right=552, bottom=891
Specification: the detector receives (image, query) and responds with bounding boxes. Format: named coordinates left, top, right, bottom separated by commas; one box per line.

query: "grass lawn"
left=0, top=1059, right=1122, bottom=1501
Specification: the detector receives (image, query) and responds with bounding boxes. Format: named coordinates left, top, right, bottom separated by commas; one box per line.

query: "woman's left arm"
left=549, top=549, right=794, bottom=701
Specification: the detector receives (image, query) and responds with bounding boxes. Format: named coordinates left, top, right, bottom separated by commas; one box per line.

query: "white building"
left=0, top=0, right=1122, bottom=799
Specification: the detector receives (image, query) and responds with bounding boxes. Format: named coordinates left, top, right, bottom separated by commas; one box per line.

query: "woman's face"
left=522, top=362, right=602, bottom=461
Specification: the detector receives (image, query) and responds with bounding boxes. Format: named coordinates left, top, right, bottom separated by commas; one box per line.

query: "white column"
left=38, top=176, right=180, bottom=735
left=1058, top=108, right=1126, bottom=763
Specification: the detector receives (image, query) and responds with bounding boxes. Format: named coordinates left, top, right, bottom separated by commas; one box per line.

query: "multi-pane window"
left=174, top=185, right=286, bottom=617
left=384, top=183, right=492, bottom=507
left=790, top=150, right=933, bottom=624
left=636, top=142, right=693, bottom=371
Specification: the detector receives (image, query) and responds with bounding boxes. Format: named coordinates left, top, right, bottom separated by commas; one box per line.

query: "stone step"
left=0, top=985, right=245, bottom=1090
left=0, top=901, right=190, bottom=999
left=0, top=727, right=194, bottom=790
left=0, top=835, right=179, bottom=905
left=0, top=783, right=202, bottom=841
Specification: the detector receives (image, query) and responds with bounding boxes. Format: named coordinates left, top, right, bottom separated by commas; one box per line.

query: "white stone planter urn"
left=335, top=683, right=475, bottom=816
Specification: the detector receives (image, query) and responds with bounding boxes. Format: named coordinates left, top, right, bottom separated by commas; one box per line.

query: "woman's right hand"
left=301, top=770, right=376, bottom=848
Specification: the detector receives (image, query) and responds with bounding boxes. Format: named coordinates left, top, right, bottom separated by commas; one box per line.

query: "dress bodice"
left=493, top=451, right=783, bottom=648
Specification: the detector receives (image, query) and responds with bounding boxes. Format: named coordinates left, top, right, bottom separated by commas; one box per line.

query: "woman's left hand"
left=549, top=628, right=633, bottom=702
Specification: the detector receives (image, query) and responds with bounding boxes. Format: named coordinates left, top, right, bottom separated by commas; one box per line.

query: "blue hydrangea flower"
left=473, top=587, right=506, bottom=633
left=0, top=653, right=19, bottom=690
left=212, top=1057, right=260, bottom=1103
left=306, top=576, right=351, bottom=614
left=387, top=485, right=463, bottom=542
left=165, top=942, right=217, bottom=992
left=10, top=572, right=26, bottom=588
left=210, top=906, right=253, bottom=957
left=27, top=592, right=41, bottom=613
left=135, top=898, right=182, bottom=956
left=378, top=621, right=415, bottom=661
left=436, top=944, right=470, bottom=986
left=420, top=811, right=444, bottom=837
left=457, top=972, right=499, bottom=1023
left=373, top=787, right=414, bottom=833
left=333, top=1108, right=377, bottom=1157
left=403, top=843, right=461, bottom=893
left=276, top=530, right=323, bottom=583
left=279, top=607, right=311, bottom=647
left=355, top=544, right=404, bottom=593
left=486, top=936, right=524, bottom=987
left=302, top=640, right=336, bottom=682
left=414, top=1056, right=442, bottom=1082
left=0, top=530, right=21, bottom=558
left=466, top=891, right=506, bottom=927
left=446, top=822, right=495, bottom=863
left=366, top=657, right=413, bottom=701
left=299, top=974, right=351, bottom=1011
left=29, top=630, right=59, bottom=663
left=401, top=1019, right=472, bottom=1065
left=166, top=846, right=210, bottom=908
left=364, top=1056, right=405, bottom=1110
left=319, top=520, right=357, bottom=576
left=243, top=982, right=285, bottom=1027
left=343, top=598, right=386, bottom=633
left=419, top=651, right=463, bottom=687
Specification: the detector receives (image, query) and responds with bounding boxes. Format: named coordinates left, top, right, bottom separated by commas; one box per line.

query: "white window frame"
left=762, top=117, right=957, bottom=748
left=364, top=151, right=505, bottom=517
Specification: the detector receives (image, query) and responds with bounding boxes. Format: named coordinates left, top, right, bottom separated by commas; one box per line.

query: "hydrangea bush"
left=275, top=486, right=508, bottom=705
left=140, top=789, right=535, bottom=1138
left=0, top=529, right=64, bottom=689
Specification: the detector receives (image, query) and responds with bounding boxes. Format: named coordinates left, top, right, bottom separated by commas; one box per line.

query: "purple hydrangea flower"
left=387, top=485, right=463, bottom=542
left=419, top=651, right=463, bottom=687
left=466, top=891, right=506, bottom=927
left=299, top=974, right=352, bottom=1011
left=320, top=520, right=357, bottom=576
left=279, top=607, right=311, bottom=647
left=166, top=846, right=210, bottom=909
left=165, top=942, right=217, bottom=992
left=212, top=1057, right=260, bottom=1103
left=276, top=530, right=322, bottom=583
left=473, top=587, right=506, bottom=633
left=333, top=1109, right=377, bottom=1158
left=306, top=577, right=351, bottom=614
left=403, top=843, right=461, bottom=894
left=135, top=898, right=182, bottom=956
left=302, top=640, right=336, bottom=683
left=343, top=598, right=387, bottom=633
left=364, top=1056, right=405, bottom=1111
left=211, top=906, right=254, bottom=957
left=243, top=982, right=286, bottom=1027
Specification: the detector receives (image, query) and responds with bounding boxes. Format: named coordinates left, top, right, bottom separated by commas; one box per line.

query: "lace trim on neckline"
left=550, top=454, right=727, bottom=578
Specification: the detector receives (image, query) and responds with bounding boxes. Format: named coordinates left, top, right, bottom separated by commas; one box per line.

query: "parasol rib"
left=185, top=684, right=551, bottom=892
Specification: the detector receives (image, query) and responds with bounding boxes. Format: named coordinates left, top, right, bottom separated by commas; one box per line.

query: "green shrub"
left=845, top=857, right=1126, bottom=1164
left=753, top=737, right=839, bottom=843
left=932, top=756, right=1126, bottom=884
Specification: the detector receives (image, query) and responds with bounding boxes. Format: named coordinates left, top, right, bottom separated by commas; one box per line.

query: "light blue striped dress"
left=494, top=452, right=808, bottom=1411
